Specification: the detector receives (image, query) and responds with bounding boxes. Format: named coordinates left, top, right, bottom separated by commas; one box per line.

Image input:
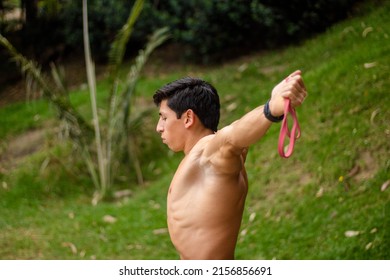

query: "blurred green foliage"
left=1, top=0, right=365, bottom=63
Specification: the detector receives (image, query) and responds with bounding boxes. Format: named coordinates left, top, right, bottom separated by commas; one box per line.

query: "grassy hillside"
left=0, top=1, right=389, bottom=259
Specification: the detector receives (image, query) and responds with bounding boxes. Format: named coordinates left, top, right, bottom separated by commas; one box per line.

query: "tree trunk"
left=22, top=0, right=38, bottom=25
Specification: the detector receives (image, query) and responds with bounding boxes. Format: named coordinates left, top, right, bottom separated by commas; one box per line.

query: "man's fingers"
left=285, top=70, right=302, bottom=82
left=291, top=70, right=302, bottom=77
left=285, top=75, right=305, bottom=92
left=274, top=70, right=307, bottom=108
left=282, top=74, right=307, bottom=107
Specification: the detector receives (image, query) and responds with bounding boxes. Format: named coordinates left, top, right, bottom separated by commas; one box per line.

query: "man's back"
left=167, top=134, right=248, bottom=260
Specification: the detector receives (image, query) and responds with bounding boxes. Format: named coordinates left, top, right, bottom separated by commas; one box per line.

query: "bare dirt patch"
left=0, top=128, right=47, bottom=173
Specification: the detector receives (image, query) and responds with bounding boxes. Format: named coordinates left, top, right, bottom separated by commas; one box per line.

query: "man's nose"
left=156, top=120, right=163, bottom=133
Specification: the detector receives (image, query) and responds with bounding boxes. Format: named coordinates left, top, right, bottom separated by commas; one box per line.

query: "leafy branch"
left=0, top=0, right=169, bottom=204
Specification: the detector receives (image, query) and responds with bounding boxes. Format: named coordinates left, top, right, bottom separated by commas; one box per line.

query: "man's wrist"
left=264, top=100, right=284, bottom=122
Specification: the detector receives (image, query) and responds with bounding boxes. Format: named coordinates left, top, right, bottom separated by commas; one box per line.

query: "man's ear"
left=183, top=109, right=195, bottom=128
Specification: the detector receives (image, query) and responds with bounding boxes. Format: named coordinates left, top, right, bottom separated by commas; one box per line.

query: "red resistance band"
left=278, top=99, right=301, bottom=158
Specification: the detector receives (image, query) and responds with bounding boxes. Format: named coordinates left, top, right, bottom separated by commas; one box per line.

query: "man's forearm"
left=228, top=105, right=273, bottom=148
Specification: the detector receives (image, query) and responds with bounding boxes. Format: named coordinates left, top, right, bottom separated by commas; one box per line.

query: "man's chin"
left=167, top=145, right=181, bottom=153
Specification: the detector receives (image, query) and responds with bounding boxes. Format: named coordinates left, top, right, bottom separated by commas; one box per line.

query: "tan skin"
left=156, top=70, right=307, bottom=259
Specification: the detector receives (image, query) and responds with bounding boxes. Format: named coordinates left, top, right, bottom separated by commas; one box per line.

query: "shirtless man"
left=153, top=70, right=307, bottom=259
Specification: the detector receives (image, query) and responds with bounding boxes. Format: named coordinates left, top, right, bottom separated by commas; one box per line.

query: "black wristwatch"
left=264, top=100, right=284, bottom=122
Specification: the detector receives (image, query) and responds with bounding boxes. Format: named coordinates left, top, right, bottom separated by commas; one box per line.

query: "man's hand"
left=268, top=70, right=307, bottom=116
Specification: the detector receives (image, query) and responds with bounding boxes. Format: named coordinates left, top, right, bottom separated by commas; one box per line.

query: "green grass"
left=0, top=1, right=389, bottom=259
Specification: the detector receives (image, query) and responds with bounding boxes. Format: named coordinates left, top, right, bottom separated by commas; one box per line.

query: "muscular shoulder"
left=199, top=129, right=248, bottom=175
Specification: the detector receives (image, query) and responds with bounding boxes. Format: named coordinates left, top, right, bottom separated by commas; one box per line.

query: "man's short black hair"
left=153, top=77, right=220, bottom=132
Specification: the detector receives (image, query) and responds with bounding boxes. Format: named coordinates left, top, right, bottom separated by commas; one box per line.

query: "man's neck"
left=183, top=129, right=214, bottom=155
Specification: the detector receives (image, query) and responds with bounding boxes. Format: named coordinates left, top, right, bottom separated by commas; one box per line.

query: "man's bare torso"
left=167, top=135, right=248, bottom=260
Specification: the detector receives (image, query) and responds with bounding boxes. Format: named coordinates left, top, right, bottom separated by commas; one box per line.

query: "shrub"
left=136, top=0, right=363, bottom=62
left=2, top=0, right=364, bottom=64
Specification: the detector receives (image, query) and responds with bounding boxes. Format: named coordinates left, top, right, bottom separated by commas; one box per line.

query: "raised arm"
left=204, top=70, right=307, bottom=166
